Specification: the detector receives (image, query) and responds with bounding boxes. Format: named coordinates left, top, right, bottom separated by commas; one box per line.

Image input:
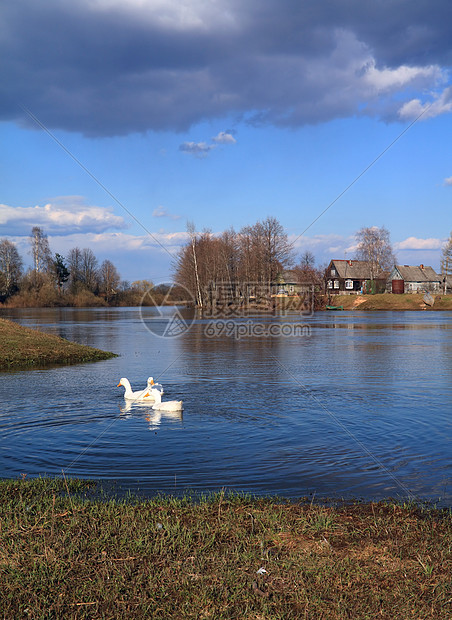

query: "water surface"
left=1, top=307, right=450, bottom=504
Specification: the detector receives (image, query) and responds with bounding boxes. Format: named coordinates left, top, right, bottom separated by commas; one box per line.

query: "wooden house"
left=325, top=259, right=386, bottom=294
left=386, top=265, right=441, bottom=293
left=273, top=270, right=309, bottom=296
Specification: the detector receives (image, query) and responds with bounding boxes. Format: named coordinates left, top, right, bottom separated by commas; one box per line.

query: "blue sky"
left=1, top=1, right=451, bottom=283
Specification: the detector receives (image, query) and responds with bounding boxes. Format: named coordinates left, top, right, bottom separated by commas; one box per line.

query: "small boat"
left=326, top=305, right=344, bottom=310
left=423, top=292, right=434, bottom=306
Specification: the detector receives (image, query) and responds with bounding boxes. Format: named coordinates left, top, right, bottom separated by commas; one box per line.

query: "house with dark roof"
left=387, top=265, right=441, bottom=293
left=325, top=259, right=387, bottom=294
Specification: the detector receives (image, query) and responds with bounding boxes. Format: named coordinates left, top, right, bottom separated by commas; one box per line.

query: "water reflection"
left=119, top=400, right=183, bottom=430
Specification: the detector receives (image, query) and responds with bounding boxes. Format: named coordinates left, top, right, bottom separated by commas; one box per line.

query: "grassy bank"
left=0, top=318, right=116, bottom=370
left=327, top=293, right=452, bottom=311
left=1, top=478, right=450, bottom=619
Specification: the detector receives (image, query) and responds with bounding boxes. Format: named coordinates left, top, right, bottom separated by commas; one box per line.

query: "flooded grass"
left=0, top=318, right=116, bottom=370
left=1, top=477, right=451, bottom=618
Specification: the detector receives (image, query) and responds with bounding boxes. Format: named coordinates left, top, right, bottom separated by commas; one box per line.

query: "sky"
left=1, top=0, right=451, bottom=283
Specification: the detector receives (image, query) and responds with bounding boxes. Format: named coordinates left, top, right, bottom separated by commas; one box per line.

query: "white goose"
left=147, top=376, right=164, bottom=395
left=117, top=377, right=154, bottom=402
left=150, top=387, right=184, bottom=412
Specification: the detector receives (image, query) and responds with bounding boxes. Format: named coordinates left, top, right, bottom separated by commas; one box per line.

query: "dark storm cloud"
left=1, top=0, right=451, bottom=136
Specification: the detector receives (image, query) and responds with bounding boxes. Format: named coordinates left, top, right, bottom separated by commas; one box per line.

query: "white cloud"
left=290, top=233, right=352, bottom=250
left=179, top=141, right=216, bottom=157
left=152, top=206, right=181, bottom=220
left=395, top=236, right=444, bottom=250
left=364, top=61, right=443, bottom=93
left=444, top=176, right=452, bottom=186
left=48, top=231, right=189, bottom=254
left=289, top=233, right=357, bottom=266
left=212, top=131, right=236, bottom=144
left=0, top=197, right=125, bottom=235
left=180, top=130, right=236, bottom=157
left=398, top=85, right=452, bottom=120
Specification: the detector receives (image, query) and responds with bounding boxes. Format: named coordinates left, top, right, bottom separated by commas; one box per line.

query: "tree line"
left=0, top=226, right=159, bottom=307
left=1, top=222, right=449, bottom=307
left=173, top=216, right=324, bottom=307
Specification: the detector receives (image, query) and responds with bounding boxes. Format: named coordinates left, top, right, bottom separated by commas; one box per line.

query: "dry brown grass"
left=327, top=293, right=452, bottom=311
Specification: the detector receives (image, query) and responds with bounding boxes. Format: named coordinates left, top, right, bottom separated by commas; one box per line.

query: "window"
left=334, top=280, right=339, bottom=289
left=331, top=268, right=336, bottom=276
left=345, top=279, right=353, bottom=290
left=328, top=280, right=333, bottom=289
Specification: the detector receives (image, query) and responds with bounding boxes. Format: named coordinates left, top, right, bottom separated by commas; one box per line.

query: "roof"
left=279, top=269, right=299, bottom=283
left=392, top=265, right=440, bottom=282
left=329, top=259, right=385, bottom=280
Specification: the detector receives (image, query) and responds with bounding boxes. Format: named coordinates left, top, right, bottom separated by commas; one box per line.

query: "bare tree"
left=29, top=226, right=52, bottom=274
left=299, top=250, right=315, bottom=270
left=256, top=216, right=294, bottom=285
left=99, top=259, right=120, bottom=302
left=354, top=226, right=396, bottom=280
left=67, top=247, right=83, bottom=293
left=0, top=239, right=23, bottom=299
left=175, top=216, right=294, bottom=307
left=80, top=248, right=99, bottom=292
left=441, top=231, right=452, bottom=275
left=293, top=252, right=322, bottom=286
left=187, top=221, right=203, bottom=307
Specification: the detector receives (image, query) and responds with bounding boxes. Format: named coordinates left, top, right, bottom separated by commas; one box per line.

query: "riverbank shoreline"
left=322, top=293, right=452, bottom=311
left=0, top=318, right=116, bottom=370
left=2, top=293, right=452, bottom=313
left=1, top=477, right=450, bottom=619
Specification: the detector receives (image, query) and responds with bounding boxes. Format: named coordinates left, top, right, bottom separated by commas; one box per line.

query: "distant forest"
left=0, top=226, right=186, bottom=307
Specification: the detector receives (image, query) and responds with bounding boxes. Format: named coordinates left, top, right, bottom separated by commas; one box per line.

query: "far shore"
left=323, top=292, right=452, bottom=311
left=1, top=293, right=452, bottom=317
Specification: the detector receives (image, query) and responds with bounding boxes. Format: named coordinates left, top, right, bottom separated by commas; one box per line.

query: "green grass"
left=0, top=318, right=116, bottom=370
left=1, top=477, right=451, bottom=618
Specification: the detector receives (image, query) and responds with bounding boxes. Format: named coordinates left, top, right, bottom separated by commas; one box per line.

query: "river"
left=0, top=307, right=450, bottom=504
